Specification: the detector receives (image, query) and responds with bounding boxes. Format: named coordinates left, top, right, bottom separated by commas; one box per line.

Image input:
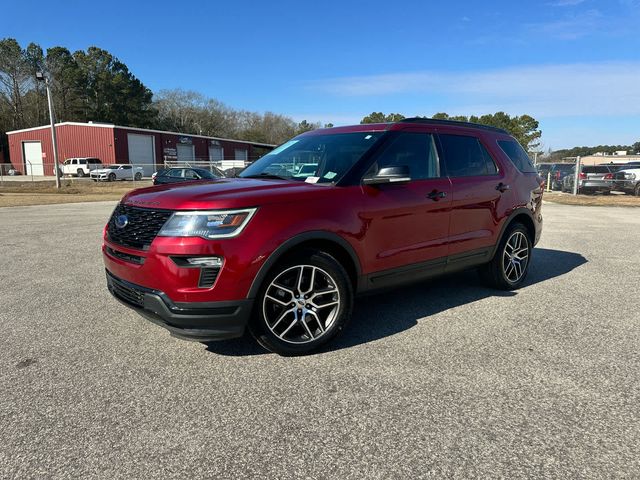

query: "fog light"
left=185, top=257, right=223, bottom=267
left=171, top=256, right=223, bottom=268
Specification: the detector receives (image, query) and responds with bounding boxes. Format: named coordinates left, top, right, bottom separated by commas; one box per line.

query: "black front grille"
left=107, top=204, right=173, bottom=250
left=107, top=273, right=145, bottom=307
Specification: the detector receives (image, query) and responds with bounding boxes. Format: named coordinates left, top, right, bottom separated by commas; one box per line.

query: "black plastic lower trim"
left=106, top=270, right=251, bottom=341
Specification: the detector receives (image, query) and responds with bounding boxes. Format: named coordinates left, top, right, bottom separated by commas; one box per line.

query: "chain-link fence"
left=0, top=159, right=251, bottom=186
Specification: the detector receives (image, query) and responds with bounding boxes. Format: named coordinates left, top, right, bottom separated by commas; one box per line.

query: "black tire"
left=480, top=222, right=532, bottom=290
left=108, top=173, right=116, bottom=182
left=248, top=248, right=353, bottom=355
left=134, top=172, right=142, bottom=181
left=634, top=183, right=640, bottom=197
left=77, top=168, right=85, bottom=177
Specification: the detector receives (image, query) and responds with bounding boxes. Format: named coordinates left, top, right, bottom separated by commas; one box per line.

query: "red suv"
left=103, top=118, right=543, bottom=354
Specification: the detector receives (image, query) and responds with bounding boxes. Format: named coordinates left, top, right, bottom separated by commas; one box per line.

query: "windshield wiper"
left=242, top=173, right=289, bottom=180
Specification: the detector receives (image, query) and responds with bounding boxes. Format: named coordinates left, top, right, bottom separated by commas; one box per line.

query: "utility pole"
left=35, top=72, right=61, bottom=189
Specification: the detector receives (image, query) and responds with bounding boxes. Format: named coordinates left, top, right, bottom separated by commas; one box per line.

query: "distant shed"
left=6, top=122, right=275, bottom=176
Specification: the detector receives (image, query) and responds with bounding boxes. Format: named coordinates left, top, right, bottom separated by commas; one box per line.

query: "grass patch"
left=0, top=180, right=151, bottom=207
left=544, top=192, right=640, bottom=207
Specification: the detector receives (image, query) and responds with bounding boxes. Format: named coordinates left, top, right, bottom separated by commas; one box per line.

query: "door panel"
left=361, top=178, right=452, bottom=273
left=438, top=133, right=508, bottom=256
left=447, top=176, right=505, bottom=256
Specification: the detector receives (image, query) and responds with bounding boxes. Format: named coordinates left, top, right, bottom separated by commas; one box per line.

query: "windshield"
left=240, top=132, right=383, bottom=183
left=106, top=165, right=120, bottom=169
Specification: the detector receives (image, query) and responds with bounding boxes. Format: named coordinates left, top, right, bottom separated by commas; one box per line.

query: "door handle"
left=427, top=189, right=447, bottom=200
left=496, top=182, right=511, bottom=193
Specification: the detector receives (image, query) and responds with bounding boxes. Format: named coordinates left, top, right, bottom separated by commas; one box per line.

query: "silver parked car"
left=90, top=164, right=144, bottom=182
left=561, top=165, right=618, bottom=194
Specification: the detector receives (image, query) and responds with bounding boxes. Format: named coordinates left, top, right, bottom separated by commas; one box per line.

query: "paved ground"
left=0, top=201, right=639, bottom=479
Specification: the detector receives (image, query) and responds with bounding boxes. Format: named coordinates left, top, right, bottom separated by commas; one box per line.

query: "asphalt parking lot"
left=1, top=201, right=639, bottom=479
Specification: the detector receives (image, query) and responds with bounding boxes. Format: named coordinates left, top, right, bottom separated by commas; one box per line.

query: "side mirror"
left=363, top=165, right=411, bottom=185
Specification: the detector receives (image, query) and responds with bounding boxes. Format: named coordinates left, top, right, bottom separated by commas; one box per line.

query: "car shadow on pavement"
left=205, top=248, right=587, bottom=356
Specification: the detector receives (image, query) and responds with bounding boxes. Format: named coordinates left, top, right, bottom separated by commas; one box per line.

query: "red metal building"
left=6, top=122, right=275, bottom=176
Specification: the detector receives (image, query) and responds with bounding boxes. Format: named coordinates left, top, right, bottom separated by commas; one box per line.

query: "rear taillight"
left=556, top=171, right=561, bottom=179
left=579, top=172, right=587, bottom=179
left=604, top=173, right=613, bottom=179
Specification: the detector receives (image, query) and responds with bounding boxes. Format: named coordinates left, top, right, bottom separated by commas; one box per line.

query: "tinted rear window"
left=583, top=166, right=610, bottom=174
left=553, top=164, right=574, bottom=172
left=439, top=134, right=498, bottom=177
left=497, top=140, right=537, bottom=173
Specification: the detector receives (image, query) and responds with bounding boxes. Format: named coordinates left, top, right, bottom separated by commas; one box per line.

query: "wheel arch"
left=247, top=231, right=361, bottom=299
left=490, top=208, right=537, bottom=258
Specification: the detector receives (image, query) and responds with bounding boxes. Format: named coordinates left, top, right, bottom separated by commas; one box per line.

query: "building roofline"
left=6, top=122, right=276, bottom=148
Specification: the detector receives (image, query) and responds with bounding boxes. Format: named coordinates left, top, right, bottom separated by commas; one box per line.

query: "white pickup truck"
left=90, top=164, right=144, bottom=182
left=60, top=157, right=103, bottom=177
left=613, top=164, right=640, bottom=196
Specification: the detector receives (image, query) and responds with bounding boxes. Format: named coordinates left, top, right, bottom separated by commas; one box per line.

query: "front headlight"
left=158, top=208, right=256, bottom=239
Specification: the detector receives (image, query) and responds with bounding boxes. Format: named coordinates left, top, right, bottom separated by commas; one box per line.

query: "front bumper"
left=106, top=270, right=252, bottom=341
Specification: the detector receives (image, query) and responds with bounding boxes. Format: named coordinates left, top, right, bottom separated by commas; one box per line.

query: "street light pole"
left=36, top=72, right=61, bottom=189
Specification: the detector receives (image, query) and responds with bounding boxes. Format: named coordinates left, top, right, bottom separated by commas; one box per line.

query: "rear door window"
left=440, top=134, right=498, bottom=177
left=497, top=140, right=536, bottom=173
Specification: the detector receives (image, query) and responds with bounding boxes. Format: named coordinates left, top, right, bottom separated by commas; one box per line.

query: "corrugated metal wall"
left=7, top=124, right=116, bottom=175
left=8, top=123, right=274, bottom=175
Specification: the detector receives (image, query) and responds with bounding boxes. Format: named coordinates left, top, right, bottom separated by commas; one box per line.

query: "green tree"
left=0, top=38, right=30, bottom=130
left=45, top=47, right=85, bottom=122
left=296, top=119, right=321, bottom=134
left=431, top=111, right=542, bottom=151
left=360, top=112, right=405, bottom=123
left=73, top=47, right=155, bottom=127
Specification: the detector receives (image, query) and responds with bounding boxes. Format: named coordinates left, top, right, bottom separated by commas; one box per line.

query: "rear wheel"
left=134, top=172, right=142, bottom=181
left=249, top=249, right=353, bottom=355
left=77, top=168, right=85, bottom=177
left=480, top=223, right=531, bottom=290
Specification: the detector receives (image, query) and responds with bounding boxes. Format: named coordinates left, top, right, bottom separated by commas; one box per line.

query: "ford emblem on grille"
left=115, top=214, right=129, bottom=229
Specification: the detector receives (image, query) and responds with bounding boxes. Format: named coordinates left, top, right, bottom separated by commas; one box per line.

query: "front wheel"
left=634, top=183, right=640, bottom=196
left=108, top=173, right=116, bottom=182
left=249, top=249, right=353, bottom=355
left=480, top=223, right=532, bottom=290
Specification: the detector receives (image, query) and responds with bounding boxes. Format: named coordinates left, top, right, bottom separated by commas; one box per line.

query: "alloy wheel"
left=262, top=265, right=341, bottom=344
left=502, top=231, right=529, bottom=283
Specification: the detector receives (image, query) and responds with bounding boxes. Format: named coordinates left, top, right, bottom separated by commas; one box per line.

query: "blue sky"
left=4, top=0, right=640, bottom=149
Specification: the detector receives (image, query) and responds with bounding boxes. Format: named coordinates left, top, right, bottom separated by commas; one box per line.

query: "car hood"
left=121, top=177, right=333, bottom=210
left=92, top=168, right=116, bottom=174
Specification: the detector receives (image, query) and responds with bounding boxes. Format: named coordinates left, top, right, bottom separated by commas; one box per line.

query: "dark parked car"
left=549, top=163, right=575, bottom=190
left=103, top=118, right=543, bottom=355
left=223, top=167, right=246, bottom=178
left=536, top=163, right=574, bottom=190
left=562, top=165, right=618, bottom=194
left=152, top=167, right=224, bottom=185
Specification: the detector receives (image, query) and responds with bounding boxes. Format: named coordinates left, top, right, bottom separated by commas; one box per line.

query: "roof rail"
left=398, top=117, right=510, bottom=135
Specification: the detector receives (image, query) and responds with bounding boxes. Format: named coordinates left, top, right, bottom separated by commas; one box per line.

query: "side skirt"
left=357, top=247, right=493, bottom=295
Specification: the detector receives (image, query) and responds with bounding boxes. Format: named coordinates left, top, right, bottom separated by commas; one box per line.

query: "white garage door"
left=209, top=146, right=223, bottom=162
left=127, top=134, right=155, bottom=176
left=23, top=142, right=44, bottom=176
left=177, top=144, right=195, bottom=163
